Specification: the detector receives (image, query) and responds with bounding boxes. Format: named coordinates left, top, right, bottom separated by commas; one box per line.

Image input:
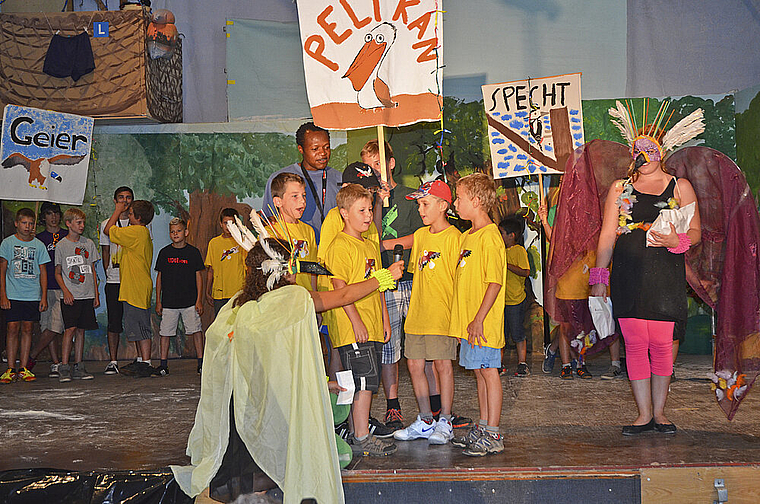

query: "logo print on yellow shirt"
left=292, top=239, right=308, bottom=258
left=221, top=246, right=239, bottom=261
left=418, top=250, right=441, bottom=270
left=364, top=258, right=376, bottom=279
left=457, top=249, right=472, bottom=268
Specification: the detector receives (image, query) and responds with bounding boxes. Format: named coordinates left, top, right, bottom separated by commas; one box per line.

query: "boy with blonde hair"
left=104, top=199, right=155, bottom=378
left=268, top=172, right=317, bottom=291
left=394, top=180, right=461, bottom=445
left=55, top=208, right=100, bottom=382
left=324, top=183, right=396, bottom=457
left=155, top=217, right=205, bottom=376
left=449, top=173, right=506, bottom=456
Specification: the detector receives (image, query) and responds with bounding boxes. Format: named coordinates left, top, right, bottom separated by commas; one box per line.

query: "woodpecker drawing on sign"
left=1, top=153, right=85, bottom=189
left=343, top=23, right=398, bottom=110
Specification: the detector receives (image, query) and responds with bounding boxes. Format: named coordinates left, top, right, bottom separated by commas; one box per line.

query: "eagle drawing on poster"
left=2, top=152, right=85, bottom=189
left=342, top=22, right=398, bottom=110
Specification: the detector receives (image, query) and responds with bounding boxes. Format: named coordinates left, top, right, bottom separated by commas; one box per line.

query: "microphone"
left=393, top=244, right=404, bottom=263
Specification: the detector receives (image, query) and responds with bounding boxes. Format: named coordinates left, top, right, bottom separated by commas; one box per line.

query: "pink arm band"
left=588, top=267, right=610, bottom=286
left=668, top=233, right=691, bottom=254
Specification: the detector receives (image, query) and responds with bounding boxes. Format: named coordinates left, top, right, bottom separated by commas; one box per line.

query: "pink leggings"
left=618, top=318, right=674, bottom=381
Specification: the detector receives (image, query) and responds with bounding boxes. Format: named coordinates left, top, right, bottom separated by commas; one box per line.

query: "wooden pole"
left=538, top=174, right=545, bottom=206
left=377, top=125, right=389, bottom=207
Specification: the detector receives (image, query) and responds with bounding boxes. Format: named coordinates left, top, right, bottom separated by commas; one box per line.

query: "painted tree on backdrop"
left=735, top=90, right=760, bottom=201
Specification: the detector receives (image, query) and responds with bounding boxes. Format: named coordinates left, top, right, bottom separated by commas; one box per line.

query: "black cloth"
left=611, top=178, right=687, bottom=334
left=380, top=184, right=424, bottom=282
left=154, top=244, right=205, bottom=309
left=43, top=32, right=95, bottom=81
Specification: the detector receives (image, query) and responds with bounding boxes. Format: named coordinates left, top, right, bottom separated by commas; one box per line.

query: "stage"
left=1, top=353, right=759, bottom=503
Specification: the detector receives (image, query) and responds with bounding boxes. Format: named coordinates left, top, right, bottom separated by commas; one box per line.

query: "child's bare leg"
left=191, top=332, right=204, bottom=359
left=6, top=321, right=20, bottom=369
left=407, top=358, right=431, bottom=415
left=473, top=368, right=488, bottom=421
left=434, top=359, right=454, bottom=416
left=160, top=336, right=170, bottom=361
left=481, top=367, right=502, bottom=427
left=559, top=325, right=572, bottom=365
left=107, top=332, right=120, bottom=361
left=137, top=339, right=151, bottom=361
left=516, top=340, right=527, bottom=363
left=73, top=328, right=85, bottom=363
left=30, top=329, right=60, bottom=362
left=352, top=390, right=372, bottom=438
left=328, top=348, right=342, bottom=381
left=381, top=362, right=398, bottom=401
left=61, top=327, right=76, bottom=365
left=19, top=321, right=34, bottom=369
left=425, top=360, right=439, bottom=394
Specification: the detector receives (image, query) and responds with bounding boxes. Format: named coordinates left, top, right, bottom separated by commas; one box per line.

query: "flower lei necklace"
left=616, top=178, right=679, bottom=235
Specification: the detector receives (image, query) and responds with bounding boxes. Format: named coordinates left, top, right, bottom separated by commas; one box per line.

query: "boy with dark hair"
left=205, top=208, right=246, bottom=315
left=0, top=208, right=50, bottom=383
left=498, top=218, right=531, bottom=377
left=104, top=199, right=154, bottom=378
left=28, top=202, right=67, bottom=377
left=361, top=139, right=424, bottom=430
left=324, top=183, right=396, bottom=457
left=449, top=173, right=507, bottom=456
left=99, top=186, right=134, bottom=375
left=155, top=217, right=205, bottom=376
left=55, top=208, right=100, bottom=382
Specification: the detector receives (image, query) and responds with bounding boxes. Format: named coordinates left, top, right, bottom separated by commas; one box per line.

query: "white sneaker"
left=393, top=415, right=436, bottom=441
left=49, top=363, right=60, bottom=378
left=428, top=416, right=453, bottom=445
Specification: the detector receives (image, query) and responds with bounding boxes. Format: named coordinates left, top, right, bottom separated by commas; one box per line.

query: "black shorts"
left=61, top=299, right=98, bottom=330
left=3, top=300, right=40, bottom=323
left=337, top=341, right=383, bottom=392
left=43, top=32, right=95, bottom=81
left=105, top=283, right=124, bottom=333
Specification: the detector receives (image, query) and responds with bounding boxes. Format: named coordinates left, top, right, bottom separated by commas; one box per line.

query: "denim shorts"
left=504, top=298, right=527, bottom=343
left=458, top=339, right=501, bottom=370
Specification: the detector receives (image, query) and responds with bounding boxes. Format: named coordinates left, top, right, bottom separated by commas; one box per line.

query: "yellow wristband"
left=371, top=269, right=396, bottom=292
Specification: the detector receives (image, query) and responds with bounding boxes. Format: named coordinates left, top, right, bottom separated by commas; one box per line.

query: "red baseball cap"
left=406, top=180, right=452, bottom=204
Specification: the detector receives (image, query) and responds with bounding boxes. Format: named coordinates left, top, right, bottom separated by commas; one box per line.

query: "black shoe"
left=451, top=413, right=473, bottom=429
left=120, top=360, right=141, bottom=376
left=151, top=365, right=169, bottom=377
left=369, top=416, right=395, bottom=438
left=622, top=418, right=655, bottom=436
left=655, top=422, right=677, bottom=434
left=576, top=364, right=592, bottom=379
left=132, top=362, right=154, bottom=378
left=560, top=365, right=574, bottom=380
left=335, top=420, right=351, bottom=441
left=384, top=408, right=404, bottom=431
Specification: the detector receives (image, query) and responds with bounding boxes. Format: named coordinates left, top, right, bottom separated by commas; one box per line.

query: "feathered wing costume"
left=547, top=101, right=760, bottom=419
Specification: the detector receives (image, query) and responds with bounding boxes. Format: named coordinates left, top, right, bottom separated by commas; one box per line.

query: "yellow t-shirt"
left=505, top=244, right=529, bottom=305
left=204, top=235, right=247, bottom=299
left=405, top=225, right=460, bottom=337
left=449, top=223, right=506, bottom=349
left=324, top=232, right=383, bottom=348
left=555, top=250, right=596, bottom=300
left=317, top=207, right=379, bottom=262
left=109, top=225, right=153, bottom=309
left=265, top=219, right=317, bottom=291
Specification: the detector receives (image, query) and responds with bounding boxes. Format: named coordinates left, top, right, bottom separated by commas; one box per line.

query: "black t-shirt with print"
left=154, top=243, right=205, bottom=308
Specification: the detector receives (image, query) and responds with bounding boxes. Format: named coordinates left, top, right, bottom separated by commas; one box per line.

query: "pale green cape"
left=171, top=285, right=344, bottom=504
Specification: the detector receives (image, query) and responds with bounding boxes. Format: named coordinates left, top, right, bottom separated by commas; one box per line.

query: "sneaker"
left=26, top=357, right=36, bottom=370
left=120, top=360, right=140, bottom=375
left=560, top=365, right=574, bottom=380
left=72, top=363, right=93, bottom=380
left=368, top=416, right=395, bottom=438
left=197, top=364, right=202, bottom=375
left=451, top=413, right=473, bottom=429
left=49, top=363, right=60, bottom=378
left=463, top=431, right=504, bottom=456
left=384, top=408, right=404, bottom=431
left=499, top=366, right=508, bottom=376
left=428, top=417, right=453, bottom=445
left=351, top=434, right=397, bottom=457
left=576, top=364, right=593, bottom=379
left=514, top=362, right=530, bottom=377
left=0, top=368, right=15, bottom=384
left=601, top=364, right=623, bottom=380
left=152, top=365, right=169, bottom=377
left=542, top=345, right=557, bottom=374
left=335, top=420, right=351, bottom=441
left=58, top=364, right=72, bottom=383
left=394, top=415, right=436, bottom=441
left=104, top=361, right=119, bottom=375
left=135, top=362, right=155, bottom=378
left=17, top=367, right=36, bottom=382
left=451, top=425, right=482, bottom=448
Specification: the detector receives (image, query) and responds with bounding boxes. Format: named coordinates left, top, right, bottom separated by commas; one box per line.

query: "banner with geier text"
left=297, top=0, right=443, bottom=130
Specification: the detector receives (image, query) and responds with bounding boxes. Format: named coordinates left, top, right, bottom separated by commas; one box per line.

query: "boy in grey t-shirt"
left=55, top=209, right=101, bottom=382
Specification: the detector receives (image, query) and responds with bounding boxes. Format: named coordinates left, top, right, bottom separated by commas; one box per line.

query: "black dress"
left=610, top=178, right=687, bottom=335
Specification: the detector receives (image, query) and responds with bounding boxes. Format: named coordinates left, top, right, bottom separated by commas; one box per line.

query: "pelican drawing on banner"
left=342, top=22, right=398, bottom=110
left=1, top=153, right=85, bottom=189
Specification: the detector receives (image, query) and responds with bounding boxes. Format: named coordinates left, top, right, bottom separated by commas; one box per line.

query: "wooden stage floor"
left=1, top=353, right=759, bottom=477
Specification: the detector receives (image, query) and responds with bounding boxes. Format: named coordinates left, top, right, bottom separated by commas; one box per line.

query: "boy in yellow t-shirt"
left=205, top=208, right=247, bottom=315
left=324, top=183, right=395, bottom=458
left=105, top=199, right=155, bottom=378
left=267, top=172, right=317, bottom=291
left=393, top=180, right=460, bottom=445
left=498, top=218, right=530, bottom=377
left=449, top=173, right=506, bottom=457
